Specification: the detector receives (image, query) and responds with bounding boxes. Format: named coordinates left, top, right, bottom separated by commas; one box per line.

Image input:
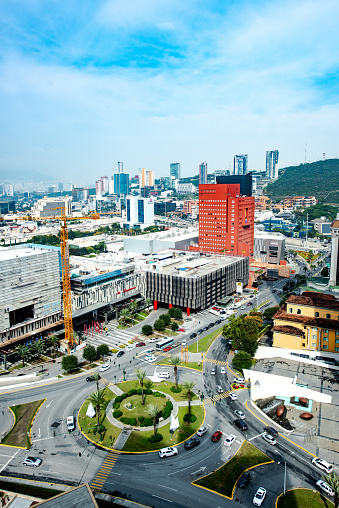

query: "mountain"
left=0, top=169, right=57, bottom=184
left=265, top=159, right=339, bottom=203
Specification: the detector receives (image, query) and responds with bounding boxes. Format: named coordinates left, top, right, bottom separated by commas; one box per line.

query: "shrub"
left=171, top=322, right=179, bottom=331
left=165, top=400, right=173, bottom=410
left=153, top=392, right=166, bottom=398
left=146, top=389, right=152, bottom=394
left=127, top=389, right=137, bottom=397
left=137, top=388, right=142, bottom=395
left=183, top=414, right=197, bottom=423
left=233, top=350, right=252, bottom=371
left=138, top=416, right=145, bottom=422
left=170, top=386, right=182, bottom=393
left=113, top=402, right=120, bottom=409
left=162, top=410, right=171, bottom=420
left=113, top=410, right=123, bottom=418
left=148, top=433, right=163, bottom=443
left=154, top=319, right=165, bottom=331
left=159, top=313, right=171, bottom=325
left=142, top=417, right=153, bottom=427
left=142, top=324, right=153, bottom=336
left=115, top=396, right=123, bottom=404
left=120, top=417, right=131, bottom=425
left=121, top=392, right=128, bottom=399
left=129, top=418, right=137, bottom=426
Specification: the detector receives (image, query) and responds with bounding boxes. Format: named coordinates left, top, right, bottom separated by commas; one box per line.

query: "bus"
left=156, top=337, right=174, bottom=351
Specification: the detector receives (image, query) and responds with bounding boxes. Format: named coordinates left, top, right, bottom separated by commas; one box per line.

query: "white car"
left=220, top=366, right=226, bottom=374
left=223, top=434, right=236, bottom=447
left=99, top=363, right=110, bottom=372
left=125, top=344, right=135, bottom=351
left=220, top=316, right=227, bottom=320
left=23, top=456, right=42, bottom=467
left=147, top=355, right=157, bottom=363
left=312, top=457, right=334, bottom=474
left=159, top=447, right=178, bottom=458
left=316, top=480, right=334, bottom=497
left=216, top=385, right=223, bottom=393
left=158, top=372, right=170, bottom=379
left=197, top=426, right=208, bottom=437
left=148, top=338, right=158, bottom=343
left=262, top=432, right=276, bottom=445
left=253, top=487, right=266, bottom=506
left=233, top=377, right=245, bottom=384
left=229, top=392, right=237, bottom=401
left=241, top=306, right=245, bottom=310
left=211, top=367, right=216, bottom=375
left=182, top=340, right=187, bottom=347
left=234, top=410, right=246, bottom=420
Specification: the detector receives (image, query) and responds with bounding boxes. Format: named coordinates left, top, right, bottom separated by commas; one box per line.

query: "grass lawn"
left=194, top=441, right=272, bottom=498
left=157, top=356, right=203, bottom=372
left=277, top=489, right=334, bottom=508
left=1, top=399, right=45, bottom=448
left=118, top=393, right=168, bottom=420
left=78, top=388, right=120, bottom=448
left=187, top=329, right=221, bottom=354
left=117, top=380, right=198, bottom=402
left=122, top=405, right=205, bottom=452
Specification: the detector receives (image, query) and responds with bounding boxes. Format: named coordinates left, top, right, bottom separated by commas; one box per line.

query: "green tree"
left=159, top=313, right=171, bottom=326
left=323, top=472, right=339, bottom=508
left=171, top=322, right=179, bottom=331
left=16, top=344, right=30, bottom=367
left=94, top=372, right=101, bottom=392
left=154, top=319, right=165, bottom=331
left=142, top=324, right=153, bottom=336
left=48, top=335, right=60, bottom=359
left=120, top=308, right=130, bottom=326
left=129, top=301, right=138, bottom=324
left=263, top=306, right=279, bottom=321
left=183, top=380, right=196, bottom=417
left=135, top=368, right=147, bottom=405
left=31, top=340, right=45, bottom=359
left=144, top=379, right=154, bottom=403
left=89, top=389, right=107, bottom=438
left=145, top=403, right=162, bottom=436
left=145, top=297, right=152, bottom=312
left=223, top=314, right=260, bottom=353
left=232, top=350, right=252, bottom=372
left=171, top=356, right=181, bottom=389
left=168, top=307, right=175, bottom=318
left=97, top=344, right=110, bottom=359
left=83, top=345, right=97, bottom=363
left=173, top=307, right=182, bottom=319
left=61, top=355, right=78, bottom=373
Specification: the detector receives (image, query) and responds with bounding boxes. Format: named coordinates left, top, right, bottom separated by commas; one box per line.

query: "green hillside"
left=265, top=159, right=339, bottom=203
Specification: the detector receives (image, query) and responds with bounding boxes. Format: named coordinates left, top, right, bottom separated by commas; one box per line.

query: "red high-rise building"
left=197, top=183, right=255, bottom=258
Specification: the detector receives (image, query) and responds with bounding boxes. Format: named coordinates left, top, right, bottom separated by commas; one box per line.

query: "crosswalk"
left=90, top=451, right=120, bottom=492
left=85, top=323, right=138, bottom=351
left=201, top=390, right=232, bottom=406
left=204, top=358, right=228, bottom=366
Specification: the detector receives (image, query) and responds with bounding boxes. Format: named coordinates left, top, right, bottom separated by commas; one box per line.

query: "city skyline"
left=1, top=0, right=339, bottom=183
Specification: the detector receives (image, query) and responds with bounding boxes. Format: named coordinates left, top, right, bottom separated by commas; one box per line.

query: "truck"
left=66, top=415, right=75, bottom=432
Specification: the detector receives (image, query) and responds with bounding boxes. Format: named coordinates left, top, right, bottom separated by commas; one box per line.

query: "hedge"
left=183, top=414, right=197, bottom=423
left=113, top=410, right=123, bottom=418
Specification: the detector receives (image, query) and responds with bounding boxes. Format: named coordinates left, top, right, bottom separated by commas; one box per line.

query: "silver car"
left=23, top=456, right=42, bottom=467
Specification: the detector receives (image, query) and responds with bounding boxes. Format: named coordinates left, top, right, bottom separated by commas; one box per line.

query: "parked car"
left=158, top=372, right=170, bottom=379
left=238, top=472, right=250, bottom=488
left=117, top=350, right=125, bottom=358
left=215, top=319, right=222, bottom=324
left=23, top=456, right=42, bottom=467
left=234, top=419, right=248, bottom=431
left=253, top=487, right=266, bottom=506
left=163, top=346, right=172, bottom=352
left=86, top=375, right=101, bottom=382
left=197, top=426, right=208, bottom=437
left=262, top=432, right=276, bottom=445
left=189, top=333, right=197, bottom=339
left=316, top=480, right=334, bottom=497
left=197, top=328, right=203, bottom=334
left=100, top=363, right=110, bottom=372
left=136, top=342, right=146, bottom=347
left=184, top=437, right=200, bottom=450
left=220, top=366, right=226, bottom=374
left=216, top=385, right=223, bottom=393
left=159, top=447, right=178, bottom=458
left=312, top=457, right=333, bottom=474
left=211, top=367, right=216, bottom=375
left=264, top=427, right=278, bottom=438
left=234, top=410, right=246, bottom=420
left=233, top=377, right=245, bottom=384
left=229, top=392, right=237, bottom=401
left=211, top=431, right=223, bottom=442
left=223, top=434, right=236, bottom=447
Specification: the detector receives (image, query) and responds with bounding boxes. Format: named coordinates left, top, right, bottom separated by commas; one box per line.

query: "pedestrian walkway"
left=204, top=358, right=228, bottom=365
left=201, top=390, right=232, bottom=406
left=90, top=450, right=120, bottom=492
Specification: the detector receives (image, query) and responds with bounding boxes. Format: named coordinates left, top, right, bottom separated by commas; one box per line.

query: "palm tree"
left=144, top=379, right=153, bottom=404
left=146, top=297, right=151, bottom=313
left=171, top=356, right=181, bottom=389
left=93, top=372, right=100, bottom=392
left=129, top=301, right=138, bottom=325
left=49, top=335, right=59, bottom=359
left=183, top=380, right=196, bottom=417
left=135, top=368, right=147, bottom=405
left=145, top=403, right=162, bottom=436
left=89, top=389, right=106, bottom=438
left=31, top=340, right=45, bottom=359
left=16, top=344, right=30, bottom=367
left=120, top=308, right=130, bottom=326
left=323, top=472, right=339, bottom=508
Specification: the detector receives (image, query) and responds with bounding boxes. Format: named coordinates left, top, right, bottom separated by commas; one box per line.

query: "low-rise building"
left=272, top=291, right=339, bottom=353
left=254, top=231, right=285, bottom=265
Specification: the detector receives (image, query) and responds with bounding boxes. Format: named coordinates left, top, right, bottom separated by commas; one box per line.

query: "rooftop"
left=286, top=291, right=339, bottom=311
left=0, top=246, right=55, bottom=262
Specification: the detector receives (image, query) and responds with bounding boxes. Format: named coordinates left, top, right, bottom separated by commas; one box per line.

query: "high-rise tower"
left=265, top=150, right=279, bottom=179
left=199, top=162, right=208, bottom=184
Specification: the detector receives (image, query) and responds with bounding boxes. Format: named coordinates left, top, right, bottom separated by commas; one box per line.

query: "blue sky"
left=1, top=0, right=339, bottom=184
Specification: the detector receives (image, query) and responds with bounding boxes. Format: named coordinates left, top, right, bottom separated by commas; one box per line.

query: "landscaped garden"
left=277, top=489, right=334, bottom=508
left=156, top=356, right=203, bottom=371
left=1, top=399, right=45, bottom=448
left=187, top=329, right=221, bottom=354
left=193, top=441, right=272, bottom=498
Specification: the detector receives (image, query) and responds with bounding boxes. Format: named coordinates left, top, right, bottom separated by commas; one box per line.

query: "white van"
left=66, top=416, right=75, bottom=432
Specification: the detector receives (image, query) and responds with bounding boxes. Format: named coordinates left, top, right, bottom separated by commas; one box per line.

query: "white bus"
left=156, top=337, right=174, bottom=351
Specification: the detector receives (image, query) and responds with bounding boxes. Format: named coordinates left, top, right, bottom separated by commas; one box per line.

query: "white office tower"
left=126, top=195, right=154, bottom=229
left=265, top=150, right=279, bottom=179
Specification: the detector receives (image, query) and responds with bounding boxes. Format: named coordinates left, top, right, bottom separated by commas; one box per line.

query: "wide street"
left=0, top=265, right=336, bottom=507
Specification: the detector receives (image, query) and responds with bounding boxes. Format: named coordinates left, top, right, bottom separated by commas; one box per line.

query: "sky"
left=1, top=0, right=339, bottom=185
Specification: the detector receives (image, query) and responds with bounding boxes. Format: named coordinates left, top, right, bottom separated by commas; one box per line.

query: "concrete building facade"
left=253, top=231, right=285, bottom=265
left=125, top=195, right=154, bottom=229
left=31, top=197, right=72, bottom=218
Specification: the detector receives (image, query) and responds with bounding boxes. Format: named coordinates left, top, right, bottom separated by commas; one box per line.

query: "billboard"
left=236, top=281, right=243, bottom=295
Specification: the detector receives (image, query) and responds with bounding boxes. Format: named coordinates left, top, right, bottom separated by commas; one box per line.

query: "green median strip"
left=277, top=489, right=334, bottom=508
left=1, top=399, right=45, bottom=448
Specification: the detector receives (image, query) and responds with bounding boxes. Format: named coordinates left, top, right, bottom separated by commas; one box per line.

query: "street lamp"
left=278, top=451, right=294, bottom=495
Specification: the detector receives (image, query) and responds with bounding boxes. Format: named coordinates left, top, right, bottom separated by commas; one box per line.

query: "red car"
left=136, top=342, right=146, bottom=347
left=211, top=431, right=223, bottom=442
left=163, top=346, right=172, bottom=352
left=178, top=328, right=185, bottom=332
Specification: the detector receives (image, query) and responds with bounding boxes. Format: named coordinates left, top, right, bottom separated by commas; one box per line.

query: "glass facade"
left=138, top=199, right=144, bottom=223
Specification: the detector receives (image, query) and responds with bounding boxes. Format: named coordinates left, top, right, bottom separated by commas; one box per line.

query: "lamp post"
left=278, top=451, right=294, bottom=495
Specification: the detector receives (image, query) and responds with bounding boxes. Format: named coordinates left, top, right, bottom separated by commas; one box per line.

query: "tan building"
left=272, top=291, right=339, bottom=353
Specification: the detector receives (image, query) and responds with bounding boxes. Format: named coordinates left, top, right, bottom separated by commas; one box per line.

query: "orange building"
left=196, top=183, right=255, bottom=258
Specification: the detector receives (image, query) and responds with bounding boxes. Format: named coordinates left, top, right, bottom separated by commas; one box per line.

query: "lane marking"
left=249, top=433, right=264, bottom=442
left=158, top=485, right=178, bottom=492
left=153, top=495, right=172, bottom=503
left=0, top=450, right=19, bottom=473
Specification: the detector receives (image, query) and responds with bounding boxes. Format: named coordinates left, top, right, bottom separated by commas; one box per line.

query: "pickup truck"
left=66, top=416, right=75, bottom=432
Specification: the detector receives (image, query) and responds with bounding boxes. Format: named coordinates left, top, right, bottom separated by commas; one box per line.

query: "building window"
left=324, top=329, right=329, bottom=333
left=326, top=313, right=331, bottom=319
left=302, top=343, right=306, bottom=347
left=311, top=343, right=317, bottom=347
left=335, top=347, right=339, bottom=352
left=297, top=309, right=301, bottom=314
left=323, top=337, right=328, bottom=342
left=312, top=334, right=317, bottom=340
left=335, top=339, right=339, bottom=344
left=323, top=345, right=328, bottom=349
left=315, top=312, right=319, bottom=317
left=288, top=308, right=293, bottom=313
